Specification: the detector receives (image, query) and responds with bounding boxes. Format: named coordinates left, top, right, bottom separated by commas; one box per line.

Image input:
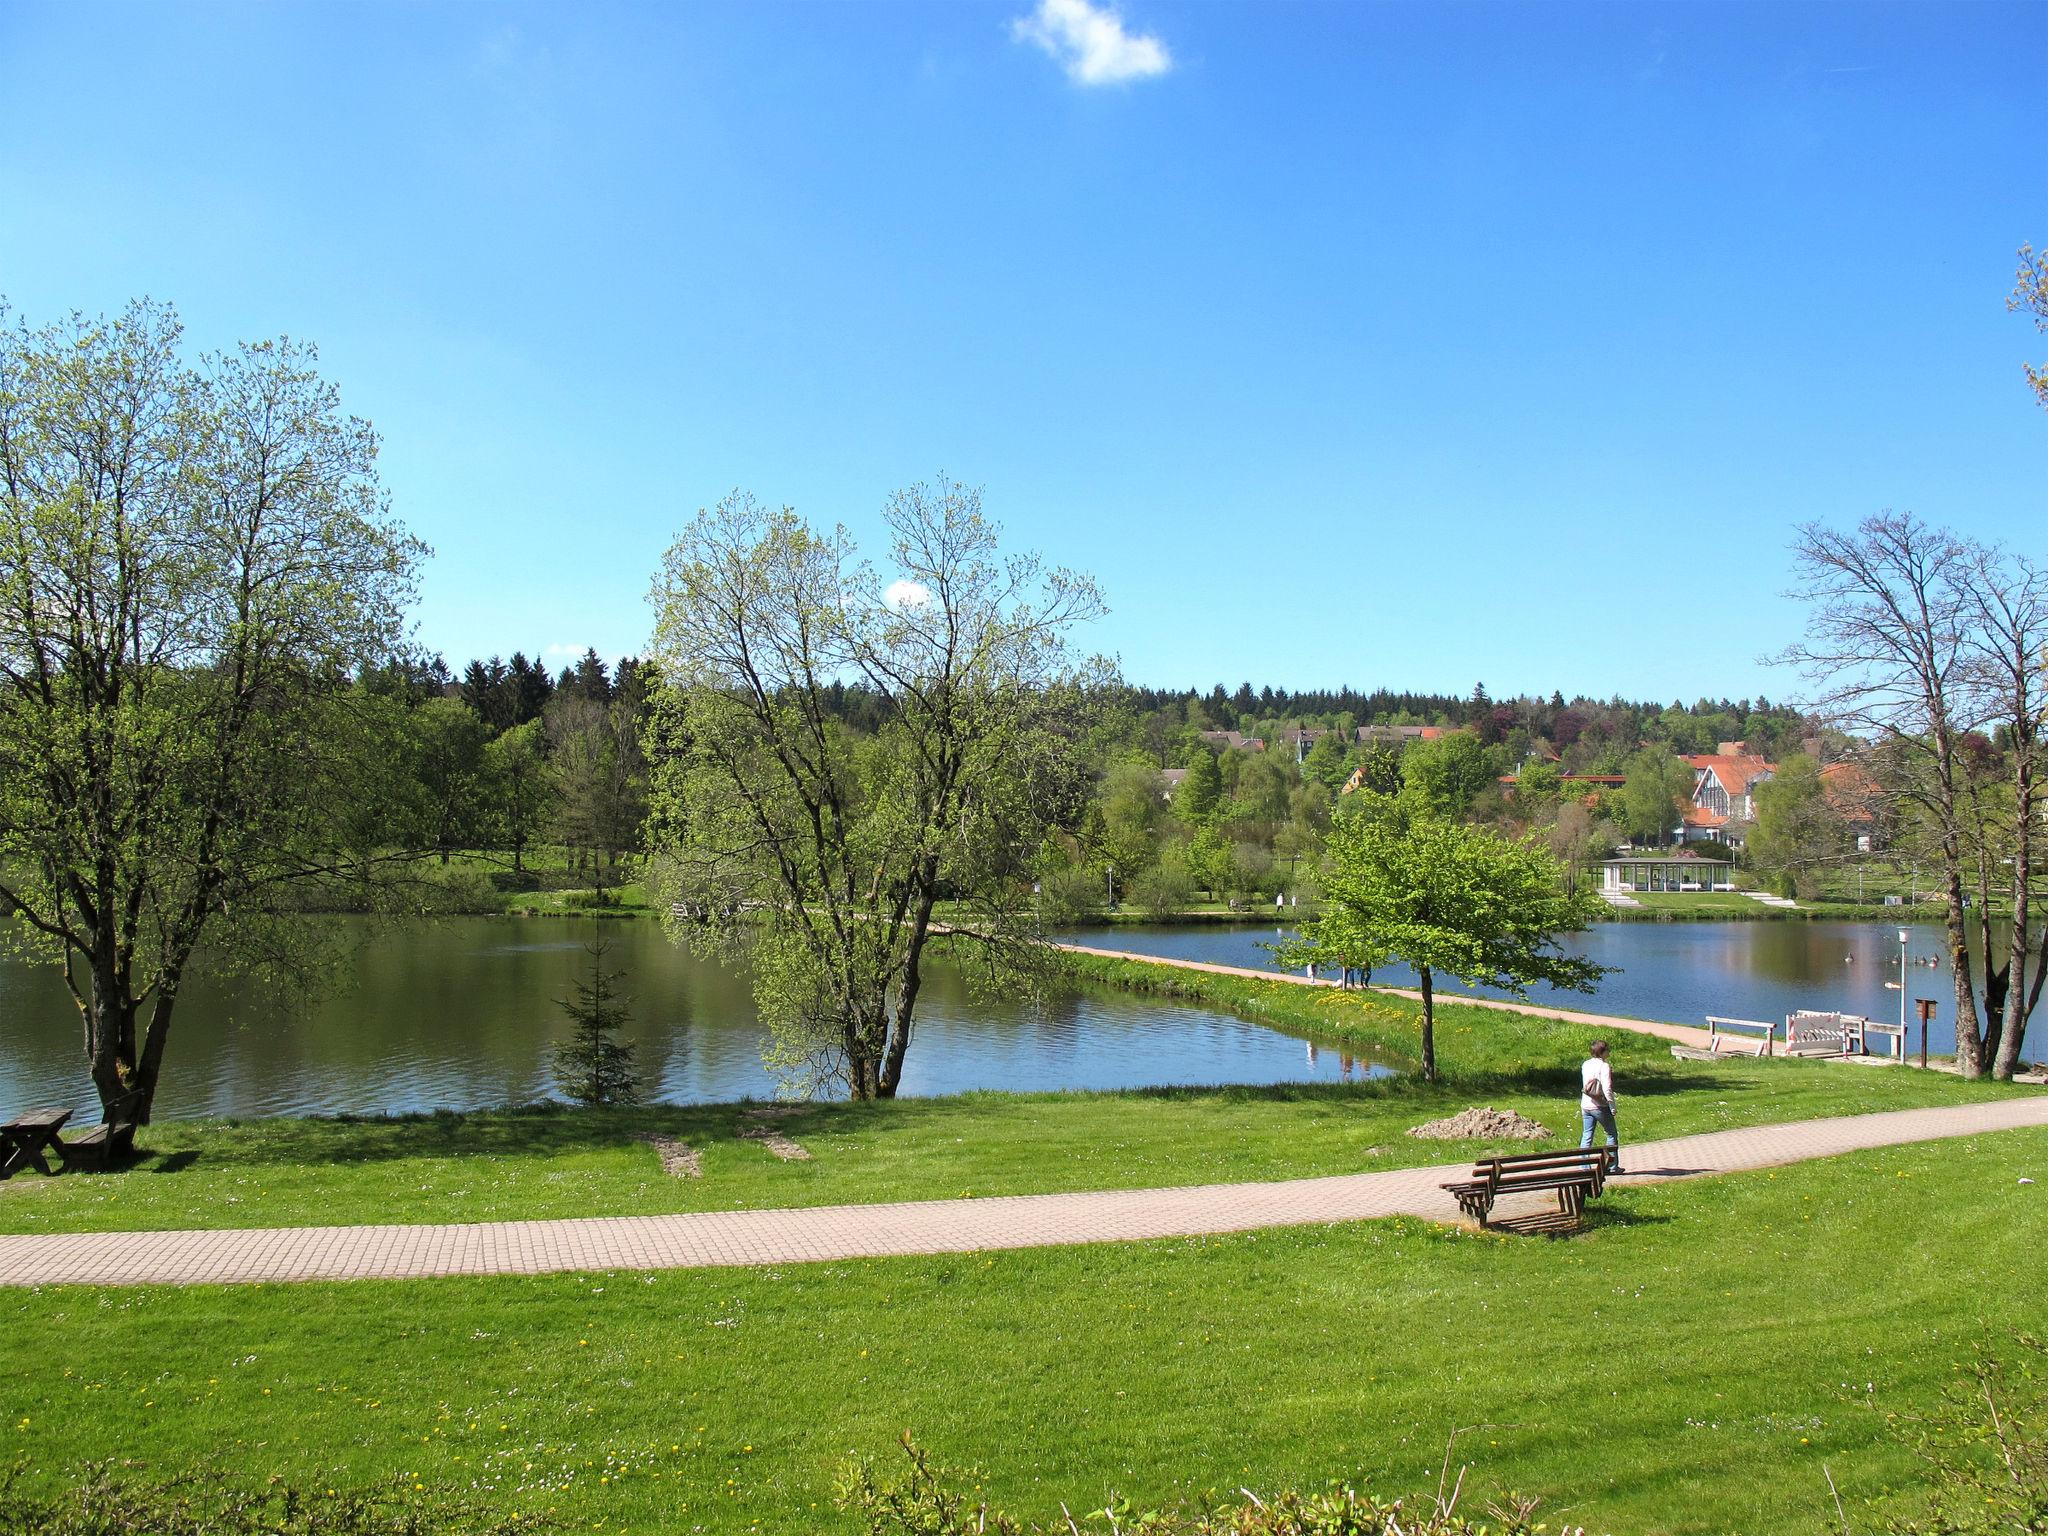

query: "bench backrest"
left=1468, top=1148, right=1608, bottom=1192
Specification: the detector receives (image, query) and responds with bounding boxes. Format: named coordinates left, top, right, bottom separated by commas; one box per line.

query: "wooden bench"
left=55, top=1121, right=133, bottom=1173
left=1442, top=1147, right=1612, bottom=1227
left=1, top=1108, right=73, bottom=1178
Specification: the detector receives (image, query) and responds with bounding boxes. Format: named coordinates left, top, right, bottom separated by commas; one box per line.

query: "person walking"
left=1579, top=1040, right=1623, bottom=1173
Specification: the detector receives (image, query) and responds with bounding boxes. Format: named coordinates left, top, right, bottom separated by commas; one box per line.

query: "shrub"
left=0, top=1462, right=556, bottom=1535
left=1879, top=1335, right=2047, bottom=1533
left=836, top=1435, right=1583, bottom=1535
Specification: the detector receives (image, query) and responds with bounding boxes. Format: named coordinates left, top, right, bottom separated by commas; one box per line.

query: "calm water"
left=1061, top=919, right=2043, bottom=1060
left=0, top=918, right=1391, bottom=1121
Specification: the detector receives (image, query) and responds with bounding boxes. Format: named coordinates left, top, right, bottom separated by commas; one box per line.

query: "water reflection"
left=0, top=917, right=1392, bottom=1121
left=1062, top=920, right=2041, bottom=1059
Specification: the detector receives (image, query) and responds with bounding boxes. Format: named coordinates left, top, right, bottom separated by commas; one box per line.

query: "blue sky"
left=1, top=0, right=2041, bottom=702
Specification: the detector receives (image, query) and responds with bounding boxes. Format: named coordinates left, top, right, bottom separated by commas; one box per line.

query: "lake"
left=0, top=917, right=1392, bottom=1122
left=1061, top=917, right=2043, bottom=1061
left=4, top=915, right=2037, bottom=1123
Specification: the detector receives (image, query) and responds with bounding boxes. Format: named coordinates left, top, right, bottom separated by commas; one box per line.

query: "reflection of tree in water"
left=1023, top=989, right=1086, bottom=1052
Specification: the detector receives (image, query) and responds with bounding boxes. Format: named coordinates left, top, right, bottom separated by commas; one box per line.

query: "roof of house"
left=1819, top=760, right=1880, bottom=821
left=1197, top=730, right=1265, bottom=752
left=1684, top=753, right=1775, bottom=797
left=1159, top=768, right=1189, bottom=786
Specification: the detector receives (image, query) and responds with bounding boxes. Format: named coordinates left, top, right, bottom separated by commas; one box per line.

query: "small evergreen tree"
left=552, top=938, right=642, bottom=1106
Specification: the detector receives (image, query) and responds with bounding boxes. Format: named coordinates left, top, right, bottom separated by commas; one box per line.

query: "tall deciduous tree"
left=0, top=300, right=423, bottom=1137
left=1783, top=513, right=2047, bottom=1079
left=1176, top=745, right=1222, bottom=821
left=647, top=479, right=1103, bottom=1099
left=1746, top=755, right=1837, bottom=898
left=1620, top=749, right=1693, bottom=846
left=486, top=717, right=554, bottom=875
left=1279, top=794, right=1608, bottom=1081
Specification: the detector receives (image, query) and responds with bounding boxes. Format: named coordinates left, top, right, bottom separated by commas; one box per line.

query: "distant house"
left=1158, top=767, right=1189, bottom=802
left=1355, top=724, right=1446, bottom=748
left=1678, top=743, right=1775, bottom=847
left=1197, top=730, right=1265, bottom=753
left=1820, top=760, right=1883, bottom=852
left=1278, top=727, right=1332, bottom=762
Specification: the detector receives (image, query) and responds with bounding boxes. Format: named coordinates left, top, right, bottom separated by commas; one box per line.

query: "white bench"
left=1704, top=1016, right=1776, bottom=1057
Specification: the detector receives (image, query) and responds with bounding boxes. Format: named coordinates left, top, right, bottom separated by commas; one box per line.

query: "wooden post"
left=1916, top=997, right=1936, bottom=1070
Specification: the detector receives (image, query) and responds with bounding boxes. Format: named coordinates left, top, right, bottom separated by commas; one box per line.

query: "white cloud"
left=884, top=579, right=932, bottom=610
left=1012, top=0, right=1171, bottom=86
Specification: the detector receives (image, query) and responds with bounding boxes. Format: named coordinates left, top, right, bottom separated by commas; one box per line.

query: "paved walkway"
left=1052, top=941, right=1720, bottom=1050
left=1, top=1098, right=2041, bottom=1288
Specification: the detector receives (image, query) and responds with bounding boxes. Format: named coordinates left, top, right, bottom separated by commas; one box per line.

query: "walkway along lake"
left=0, top=917, right=1391, bottom=1122
left=1062, top=917, right=2044, bottom=1062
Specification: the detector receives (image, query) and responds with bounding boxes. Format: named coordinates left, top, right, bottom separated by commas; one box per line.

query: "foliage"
left=0, top=298, right=424, bottom=1135
left=1880, top=1335, right=2047, bottom=1534
left=837, top=1434, right=1578, bottom=1536
left=1747, top=755, right=1835, bottom=899
left=1130, top=846, right=1195, bottom=917
left=1620, top=748, right=1693, bottom=845
left=1280, top=795, right=1608, bottom=1080
left=1177, top=746, right=1223, bottom=821
left=1397, top=733, right=1495, bottom=819
left=646, top=479, right=1103, bottom=1098
left=0, top=1461, right=554, bottom=1535
left=549, top=937, right=641, bottom=1107
left=2011, top=243, right=2048, bottom=410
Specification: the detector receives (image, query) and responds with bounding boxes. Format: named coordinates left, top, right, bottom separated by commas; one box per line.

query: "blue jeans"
left=1580, top=1105, right=1619, bottom=1161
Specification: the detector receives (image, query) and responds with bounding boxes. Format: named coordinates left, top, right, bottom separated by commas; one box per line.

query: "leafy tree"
left=1514, top=759, right=1564, bottom=803
left=1620, top=748, right=1693, bottom=846
left=1353, top=742, right=1401, bottom=797
left=1177, top=745, right=1222, bottom=821
left=1746, top=754, right=1836, bottom=898
left=647, top=479, right=1103, bottom=1099
left=1300, top=729, right=1352, bottom=793
left=409, top=697, right=494, bottom=864
left=546, top=692, right=646, bottom=901
left=1231, top=748, right=1296, bottom=825
left=1185, top=825, right=1231, bottom=900
left=1279, top=795, right=1608, bottom=1080
left=486, top=717, right=553, bottom=874
left=0, top=300, right=423, bottom=1138
left=1398, top=733, right=1493, bottom=820
left=1130, top=846, right=1194, bottom=918
left=551, top=937, right=641, bottom=1106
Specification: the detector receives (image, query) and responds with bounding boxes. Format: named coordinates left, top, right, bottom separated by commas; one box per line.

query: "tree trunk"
left=1939, top=819, right=1985, bottom=1077
left=1417, top=964, right=1438, bottom=1083
left=1995, top=755, right=2038, bottom=1081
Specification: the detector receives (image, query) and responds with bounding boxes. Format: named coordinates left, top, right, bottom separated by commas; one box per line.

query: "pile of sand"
left=1406, top=1106, right=1550, bottom=1141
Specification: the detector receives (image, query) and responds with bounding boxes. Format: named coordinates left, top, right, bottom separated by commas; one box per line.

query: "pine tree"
left=551, top=938, right=642, bottom=1106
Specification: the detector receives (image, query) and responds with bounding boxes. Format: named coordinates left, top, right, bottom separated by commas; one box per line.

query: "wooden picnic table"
left=1, top=1107, right=73, bottom=1178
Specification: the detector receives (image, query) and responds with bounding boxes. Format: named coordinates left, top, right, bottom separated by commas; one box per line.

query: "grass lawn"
left=4, top=1129, right=2045, bottom=1535
left=0, top=960, right=2026, bottom=1235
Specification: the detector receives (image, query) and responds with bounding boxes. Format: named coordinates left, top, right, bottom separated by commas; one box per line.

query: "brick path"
left=1, top=1097, right=2041, bottom=1287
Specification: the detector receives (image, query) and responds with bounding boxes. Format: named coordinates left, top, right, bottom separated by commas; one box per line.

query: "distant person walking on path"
left=1580, top=1041, right=1623, bottom=1173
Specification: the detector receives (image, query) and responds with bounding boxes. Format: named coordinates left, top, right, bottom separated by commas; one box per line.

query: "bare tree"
left=1956, top=545, right=2048, bottom=1077
left=1783, top=514, right=2047, bottom=1078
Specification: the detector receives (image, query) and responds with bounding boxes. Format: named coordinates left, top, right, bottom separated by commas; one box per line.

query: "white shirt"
left=1580, top=1057, right=1614, bottom=1114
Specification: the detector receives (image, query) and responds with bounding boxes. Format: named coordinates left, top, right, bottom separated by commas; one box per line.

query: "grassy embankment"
left=2, top=955, right=2025, bottom=1235
left=3, top=1128, right=2044, bottom=1535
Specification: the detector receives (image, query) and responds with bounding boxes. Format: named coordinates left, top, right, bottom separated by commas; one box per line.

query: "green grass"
left=4, top=1130, right=2046, bottom=1535
left=1, top=962, right=2024, bottom=1236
